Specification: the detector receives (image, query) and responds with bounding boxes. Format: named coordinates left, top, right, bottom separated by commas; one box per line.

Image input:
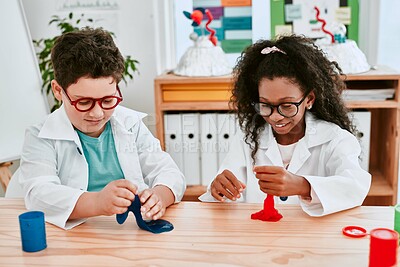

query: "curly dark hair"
left=231, top=35, right=354, bottom=161
left=51, top=27, right=125, bottom=90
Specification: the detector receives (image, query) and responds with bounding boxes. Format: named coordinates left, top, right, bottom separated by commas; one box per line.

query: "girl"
left=199, top=35, right=371, bottom=216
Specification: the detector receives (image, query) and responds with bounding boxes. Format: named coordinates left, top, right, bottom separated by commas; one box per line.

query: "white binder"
left=164, top=114, right=184, bottom=172
left=217, top=113, right=237, bottom=167
left=351, top=111, right=371, bottom=171
left=182, top=113, right=201, bottom=185
left=200, top=113, right=219, bottom=186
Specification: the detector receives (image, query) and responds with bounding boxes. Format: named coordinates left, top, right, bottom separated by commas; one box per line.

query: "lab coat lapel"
left=113, top=124, right=137, bottom=180
left=287, top=112, right=334, bottom=173
left=111, top=106, right=147, bottom=181
left=286, top=113, right=315, bottom=173
left=287, top=140, right=310, bottom=173
left=264, top=142, right=283, bottom=166
left=259, top=125, right=283, bottom=167
left=38, top=104, right=82, bottom=148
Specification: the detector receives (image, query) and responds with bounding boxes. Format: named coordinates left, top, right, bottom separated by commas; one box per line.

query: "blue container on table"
left=18, top=211, right=47, bottom=252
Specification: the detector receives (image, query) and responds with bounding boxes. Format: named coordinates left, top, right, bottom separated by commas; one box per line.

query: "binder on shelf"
left=164, top=114, right=184, bottom=172
left=200, top=113, right=219, bottom=186
left=217, top=113, right=237, bottom=167
left=350, top=111, right=371, bottom=171
left=342, top=89, right=395, bottom=101
left=182, top=113, right=201, bottom=185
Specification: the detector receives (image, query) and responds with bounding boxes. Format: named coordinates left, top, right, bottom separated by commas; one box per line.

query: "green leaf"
left=49, top=18, right=60, bottom=25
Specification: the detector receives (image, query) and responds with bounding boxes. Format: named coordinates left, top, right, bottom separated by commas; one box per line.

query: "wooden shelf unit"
left=154, top=67, right=400, bottom=205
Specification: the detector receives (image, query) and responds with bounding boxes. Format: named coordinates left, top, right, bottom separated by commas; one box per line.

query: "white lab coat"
left=11, top=105, right=186, bottom=229
left=199, top=112, right=371, bottom=217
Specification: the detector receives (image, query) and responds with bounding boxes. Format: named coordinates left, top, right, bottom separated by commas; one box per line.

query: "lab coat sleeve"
left=18, top=126, right=86, bottom=230
left=134, top=121, right=186, bottom=203
left=199, top=130, right=248, bottom=202
left=300, top=132, right=371, bottom=216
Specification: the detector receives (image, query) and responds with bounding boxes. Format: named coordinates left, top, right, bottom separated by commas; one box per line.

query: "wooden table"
left=0, top=199, right=396, bottom=266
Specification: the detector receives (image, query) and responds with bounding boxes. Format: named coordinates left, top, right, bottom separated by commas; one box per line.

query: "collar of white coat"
left=37, top=104, right=147, bottom=142
left=258, top=112, right=341, bottom=149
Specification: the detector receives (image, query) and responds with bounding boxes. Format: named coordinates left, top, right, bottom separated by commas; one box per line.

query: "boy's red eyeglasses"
left=62, top=85, right=123, bottom=112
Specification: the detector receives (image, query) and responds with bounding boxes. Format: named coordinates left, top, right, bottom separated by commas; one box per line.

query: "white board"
left=0, top=0, right=49, bottom=162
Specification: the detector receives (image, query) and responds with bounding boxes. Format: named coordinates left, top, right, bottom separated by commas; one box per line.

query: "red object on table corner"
left=369, top=228, right=398, bottom=267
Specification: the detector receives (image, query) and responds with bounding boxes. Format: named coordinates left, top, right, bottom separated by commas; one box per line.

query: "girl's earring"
left=307, top=105, right=312, bottom=110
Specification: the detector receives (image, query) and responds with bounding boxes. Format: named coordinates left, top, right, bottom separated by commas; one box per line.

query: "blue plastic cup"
left=18, top=211, right=47, bottom=252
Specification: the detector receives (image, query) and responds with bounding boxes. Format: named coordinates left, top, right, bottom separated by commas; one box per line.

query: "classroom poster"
left=270, top=0, right=359, bottom=42
left=192, top=0, right=253, bottom=54
left=175, top=0, right=270, bottom=67
left=292, top=0, right=339, bottom=39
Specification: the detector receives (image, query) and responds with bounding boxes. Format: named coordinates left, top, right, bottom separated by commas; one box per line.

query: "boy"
left=10, top=27, right=185, bottom=229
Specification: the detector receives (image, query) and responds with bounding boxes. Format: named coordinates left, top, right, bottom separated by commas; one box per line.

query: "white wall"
left=358, top=0, right=380, bottom=67
left=21, top=0, right=169, bottom=133
left=359, top=0, right=400, bottom=71
left=376, top=0, right=400, bottom=71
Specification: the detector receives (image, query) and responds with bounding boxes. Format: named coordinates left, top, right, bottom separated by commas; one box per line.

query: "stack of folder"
left=342, top=89, right=395, bottom=101
left=164, top=112, right=238, bottom=186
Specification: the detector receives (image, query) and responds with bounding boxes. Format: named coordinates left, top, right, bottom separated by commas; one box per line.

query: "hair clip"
left=261, top=46, right=286, bottom=55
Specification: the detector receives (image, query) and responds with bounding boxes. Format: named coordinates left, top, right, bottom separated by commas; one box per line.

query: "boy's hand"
left=253, top=166, right=311, bottom=197
left=138, top=189, right=166, bottom=221
left=210, top=169, right=246, bottom=202
left=96, top=179, right=137, bottom=216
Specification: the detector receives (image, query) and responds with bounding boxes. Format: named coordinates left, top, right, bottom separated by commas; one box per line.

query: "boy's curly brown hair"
left=51, top=27, right=124, bottom=90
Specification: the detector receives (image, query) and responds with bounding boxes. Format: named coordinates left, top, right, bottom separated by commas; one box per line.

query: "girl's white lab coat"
left=12, top=105, right=186, bottom=229
left=199, top=113, right=371, bottom=216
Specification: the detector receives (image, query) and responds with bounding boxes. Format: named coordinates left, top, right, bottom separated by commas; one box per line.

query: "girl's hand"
left=96, top=179, right=137, bottom=216
left=253, top=166, right=311, bottom=197
left=138, top=189, right=166, bottom=221
left=210, top=169, right=246, bottom=202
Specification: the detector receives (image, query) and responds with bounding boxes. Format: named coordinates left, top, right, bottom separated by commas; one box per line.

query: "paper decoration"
left=335, top=7, right=351, bottom=25
left=285, top=4, right=302, bottom=22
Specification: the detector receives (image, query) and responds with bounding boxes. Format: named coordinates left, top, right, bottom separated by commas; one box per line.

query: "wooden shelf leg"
left=0, top=162, right=13, bottom=192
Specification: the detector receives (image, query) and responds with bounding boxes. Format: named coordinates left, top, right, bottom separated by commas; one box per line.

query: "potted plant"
left=33, top=12, right=139, bottom=112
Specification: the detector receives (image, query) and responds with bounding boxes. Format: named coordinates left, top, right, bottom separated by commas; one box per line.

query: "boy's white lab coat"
left=200, top=113, right=371, bottom=216
left=12, top=105, right=186, bottom=229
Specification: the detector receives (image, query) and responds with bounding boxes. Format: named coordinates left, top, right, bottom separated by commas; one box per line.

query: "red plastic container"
left=369, top=228, right=398, bottom=267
